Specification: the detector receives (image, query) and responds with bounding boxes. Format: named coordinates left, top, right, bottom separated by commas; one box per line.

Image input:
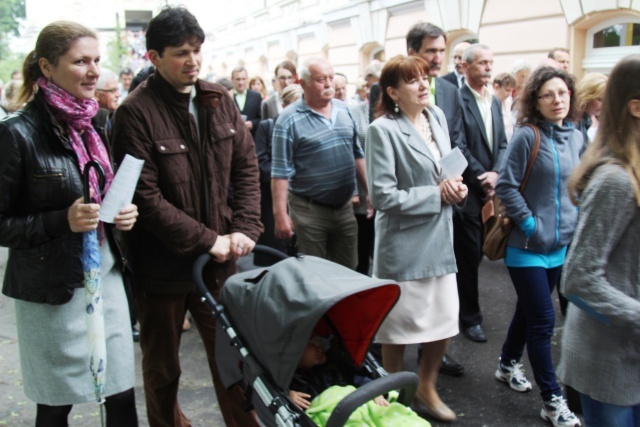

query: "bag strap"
left=519, top=124, right=541, bottom=192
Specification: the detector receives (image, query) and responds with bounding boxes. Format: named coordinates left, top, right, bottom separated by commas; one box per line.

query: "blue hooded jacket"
left=496, top=120, right=582, bottom=256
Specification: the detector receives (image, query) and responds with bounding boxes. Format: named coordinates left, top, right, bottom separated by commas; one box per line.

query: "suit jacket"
left=441, top=71, right=459, bottom=88
left=261, top=93, right=280, bottom=120
left=235, top=89, right=262, bottom=137
left=366, top=107, right=457, bottom=282
left=459, top=84, right=508, bottom=213
left=433, top=77, right=466, bottom=155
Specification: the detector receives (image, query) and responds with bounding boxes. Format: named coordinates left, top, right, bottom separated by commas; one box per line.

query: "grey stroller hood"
left=216, top=255, right=399, bottom=391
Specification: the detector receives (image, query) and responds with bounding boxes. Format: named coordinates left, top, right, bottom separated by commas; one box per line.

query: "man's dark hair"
left=548, top=47, right=569, bottom=59
left=406, top=23, right=446, bottom=54
left=119, top=67, right=134, bottom=78
left=146, top=6, right=205, bottom=56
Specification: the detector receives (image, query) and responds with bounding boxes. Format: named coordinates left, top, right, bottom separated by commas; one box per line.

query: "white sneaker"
left=495, top=358, right=533, bottom=392
left=541, top=394, right=581, bottom=427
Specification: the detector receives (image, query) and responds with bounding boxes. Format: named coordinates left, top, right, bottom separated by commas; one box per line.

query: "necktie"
left=460, top=76, right=465, bottom=88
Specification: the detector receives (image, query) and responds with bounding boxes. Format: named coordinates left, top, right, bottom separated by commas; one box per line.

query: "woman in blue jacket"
left=494, top=66, right=582, bottom=427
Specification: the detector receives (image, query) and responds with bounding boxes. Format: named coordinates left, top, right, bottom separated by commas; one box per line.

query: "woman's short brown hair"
left=376, top=55, right=430, bottom=119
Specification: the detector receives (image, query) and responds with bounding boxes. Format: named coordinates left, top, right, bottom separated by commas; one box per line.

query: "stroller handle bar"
left=192, top=244, right=289, bottom=310
left=325, top=371, right=419, bottom=427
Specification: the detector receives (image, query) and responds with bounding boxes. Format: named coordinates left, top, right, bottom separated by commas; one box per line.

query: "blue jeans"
left=580, top=393, right=640, bottom=427
left=500, top=266, right=562, bottom=401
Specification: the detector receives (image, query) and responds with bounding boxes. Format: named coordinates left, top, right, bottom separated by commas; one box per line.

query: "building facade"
left=12, top=0, right=640, bottom=84
left=204, top=0, right=640, bottom=84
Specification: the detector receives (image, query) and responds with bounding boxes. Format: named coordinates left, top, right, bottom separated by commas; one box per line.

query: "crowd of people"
left=0, top=4, right=638, bottom=427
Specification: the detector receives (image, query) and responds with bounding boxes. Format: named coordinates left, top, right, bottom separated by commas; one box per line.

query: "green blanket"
left=305, top=385, right=431, bottom=427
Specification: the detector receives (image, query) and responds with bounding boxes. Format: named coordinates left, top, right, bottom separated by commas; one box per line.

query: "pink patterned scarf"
left=37, top=77, right=114, bottom=204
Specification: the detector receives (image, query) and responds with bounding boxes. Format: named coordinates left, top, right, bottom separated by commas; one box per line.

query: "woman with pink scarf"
left=0, top=21, right=139, bottom=426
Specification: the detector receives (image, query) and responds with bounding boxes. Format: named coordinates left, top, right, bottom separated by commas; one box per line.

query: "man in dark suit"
left=441, top=41, right=471, bottom=88
left=368, top=22, right=469, bottom=376
left=231, top=66, right=261, bottom=138
left=456, top=43, right=508, bottom=343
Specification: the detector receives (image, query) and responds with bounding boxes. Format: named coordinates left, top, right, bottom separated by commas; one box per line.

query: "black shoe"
left=462, top=324, right=487, bottom=343
left=132, top=327, right=140, bottom=343
left=439, top=354, right=464, bottom=376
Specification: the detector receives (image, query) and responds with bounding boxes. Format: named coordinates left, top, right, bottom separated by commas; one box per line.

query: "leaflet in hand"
left=99, top=155, right=144, bottom=223
left=439, top=147, right=468, bottom=178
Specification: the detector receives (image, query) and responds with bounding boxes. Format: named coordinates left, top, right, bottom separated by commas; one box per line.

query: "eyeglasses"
left=537, top=90, right=570, bottom=103
left=453, top=55, right=462, bottom=61
left=277, top=76, right=295, bottom=82
left=96, top=88, right=119, bottom=94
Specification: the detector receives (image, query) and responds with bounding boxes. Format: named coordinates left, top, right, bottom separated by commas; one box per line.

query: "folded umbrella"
left=81, top=160, right=107, bottom=407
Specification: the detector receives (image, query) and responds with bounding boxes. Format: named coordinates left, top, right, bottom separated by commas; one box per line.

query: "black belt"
left=293, top=193, right=348, bottom=210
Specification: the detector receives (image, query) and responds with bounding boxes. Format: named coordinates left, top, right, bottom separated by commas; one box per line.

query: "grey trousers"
left=288, top=193, right=358, bottom=269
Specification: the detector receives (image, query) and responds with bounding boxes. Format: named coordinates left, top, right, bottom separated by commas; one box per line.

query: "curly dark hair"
left=375, top=55, right=430, bottom=119
left=516, top=66, right=577, bottom=125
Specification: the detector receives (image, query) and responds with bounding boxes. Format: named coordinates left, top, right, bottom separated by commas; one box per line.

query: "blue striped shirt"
left=271, top=97, right=363, bottom=206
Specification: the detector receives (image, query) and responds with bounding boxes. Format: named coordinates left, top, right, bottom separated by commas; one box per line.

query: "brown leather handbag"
left=482, top=124, right=540, bottom=261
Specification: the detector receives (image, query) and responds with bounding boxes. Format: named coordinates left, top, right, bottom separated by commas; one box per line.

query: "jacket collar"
left=396, top=108, right=450, bottom=166
left=147, top=72, right=225, bottom=112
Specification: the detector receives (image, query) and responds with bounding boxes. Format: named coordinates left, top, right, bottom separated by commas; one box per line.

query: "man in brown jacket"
left=112, top=7, right=262, bottom=427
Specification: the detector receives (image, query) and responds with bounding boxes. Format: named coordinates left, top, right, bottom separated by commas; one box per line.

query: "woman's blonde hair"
left=575, top=72, right=607, bottom=117
left=568, top=54, right=640, bottom=206
left=281, top=84, right=302, bottom=107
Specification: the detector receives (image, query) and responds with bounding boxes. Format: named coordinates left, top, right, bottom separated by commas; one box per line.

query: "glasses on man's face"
left=96, top=88, right=120, bottom=94
left=277, top=75, right=295, bottom=82
left=537, top=90, right=570, bottom=103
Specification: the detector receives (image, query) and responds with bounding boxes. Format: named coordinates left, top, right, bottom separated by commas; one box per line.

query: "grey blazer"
left=261, top=93, right=280, bottom=120
left=366, top=107, right=458, bottom=282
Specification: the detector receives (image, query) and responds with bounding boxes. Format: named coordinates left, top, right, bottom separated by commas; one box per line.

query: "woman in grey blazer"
left=559, top=54, right=640, bottom=427
left=366, top=55, right=467, bottom=423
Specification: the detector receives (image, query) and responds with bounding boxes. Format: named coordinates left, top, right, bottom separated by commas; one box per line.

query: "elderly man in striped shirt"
left=271, top=57, right=369, bottom=269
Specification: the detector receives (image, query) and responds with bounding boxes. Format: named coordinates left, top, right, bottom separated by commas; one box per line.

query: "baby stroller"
left=193, top=246, right=420, bottom=427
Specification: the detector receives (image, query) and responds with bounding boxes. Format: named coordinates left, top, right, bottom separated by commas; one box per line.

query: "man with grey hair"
left=231, top=66, right=262, bottom=137
left=95, top=69, right=121, bottom=112
left=511, top=59, right=532, bottom=100
left=333, top=72, right=348, bottom=102
left=271, top=57, right=369, bottom=269
left=456, top=43, right=508, bottom=343
left=443, top=41, right=471, bottom=88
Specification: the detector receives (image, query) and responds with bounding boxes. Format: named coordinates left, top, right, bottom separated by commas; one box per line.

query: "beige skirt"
left=376, top=273, right=459, bottom=344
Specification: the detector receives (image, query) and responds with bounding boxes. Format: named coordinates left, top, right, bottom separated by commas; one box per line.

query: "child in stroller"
left=194, top=249, right=427, bottom=427
left=287, top=334, right=430, bottom=426
left=288, top=335, right=389, bottom=410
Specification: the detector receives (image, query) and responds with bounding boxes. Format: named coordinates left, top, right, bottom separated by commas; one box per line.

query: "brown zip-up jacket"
left=112, top=73, right=262, bottom=293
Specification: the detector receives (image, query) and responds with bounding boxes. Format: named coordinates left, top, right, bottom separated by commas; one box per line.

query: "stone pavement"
left=0, top=247, right=581, bottom=426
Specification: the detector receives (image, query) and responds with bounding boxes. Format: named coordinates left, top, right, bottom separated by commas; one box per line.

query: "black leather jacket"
left=0, top=92, right=123, bottom=304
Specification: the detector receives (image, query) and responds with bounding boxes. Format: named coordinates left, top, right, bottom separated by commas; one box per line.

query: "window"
left=593, top=23, right=640, bottom=48
left=582, top=16, right=640, bottom=74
